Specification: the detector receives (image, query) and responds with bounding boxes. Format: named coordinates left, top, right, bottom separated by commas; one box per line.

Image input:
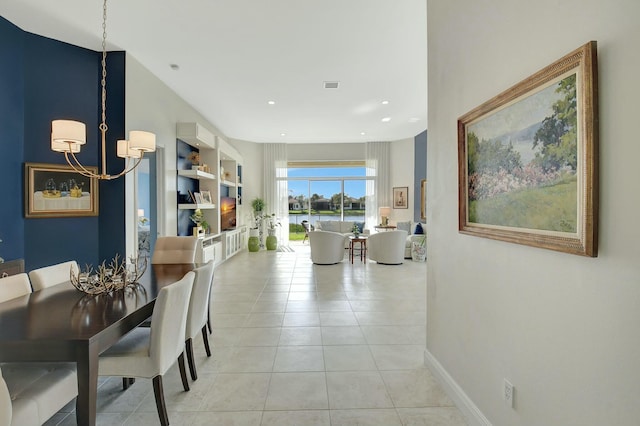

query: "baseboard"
left=424, top=349, right=493, bottom=426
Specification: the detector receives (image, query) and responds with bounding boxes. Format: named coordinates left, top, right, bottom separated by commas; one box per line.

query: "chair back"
left=149, top=271, right=195, bottom=374
left=0, top=273, right=32, bottom=303
left=151, top=237, right=198, bottom=264
left=0, top=367, right=11, bottom=426
left=368, top=230, right=408, bottom=265
left=28, top=261, right=79, bottom=291
left=309, top=231, right=346, bottom=264
left=185, top=261, right=214, bottom=340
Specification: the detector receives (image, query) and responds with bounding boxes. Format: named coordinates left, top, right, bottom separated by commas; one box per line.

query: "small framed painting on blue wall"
left=24, top=163, right=99, bottom=218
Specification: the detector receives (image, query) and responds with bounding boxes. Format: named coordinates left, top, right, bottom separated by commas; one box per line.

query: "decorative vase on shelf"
left=193, top=226, right=204, bottom=237
left=266, top=228, right=277, bottom=250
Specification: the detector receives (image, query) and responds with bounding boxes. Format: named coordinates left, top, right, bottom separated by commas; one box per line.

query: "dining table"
left=0, top=262, right=196, bottom=426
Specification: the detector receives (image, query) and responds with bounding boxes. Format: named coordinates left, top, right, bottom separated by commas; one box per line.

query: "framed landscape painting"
left=457, top=41, right=598, bottom=257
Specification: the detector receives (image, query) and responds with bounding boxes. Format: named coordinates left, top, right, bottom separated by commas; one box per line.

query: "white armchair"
left=308, top=231, right=346, bottom=265
left=368, top=230, right=408, bottom=265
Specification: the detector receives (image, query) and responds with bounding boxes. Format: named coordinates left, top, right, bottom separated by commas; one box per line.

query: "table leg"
left=350, top=241, right=354, bottom=264
left=76, top=342, right=99, bottom=426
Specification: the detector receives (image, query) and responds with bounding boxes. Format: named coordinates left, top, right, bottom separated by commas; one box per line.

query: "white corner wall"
left=124, top=55, right=229, bottom=253
left=427, top=1, right=640, bottom=425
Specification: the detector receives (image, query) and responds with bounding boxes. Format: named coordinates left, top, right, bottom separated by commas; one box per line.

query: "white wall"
left=427, top=1, right=640, bottom=425
left=124, top=55, right=229, bottom=253
left=389, top=138, right=415, bottom=224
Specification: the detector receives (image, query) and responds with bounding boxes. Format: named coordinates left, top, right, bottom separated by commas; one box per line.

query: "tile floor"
left=47, top=244, right=468, bottom=426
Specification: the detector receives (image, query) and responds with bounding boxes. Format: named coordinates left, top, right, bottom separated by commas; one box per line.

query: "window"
left=284, top=162, right=368, bottom=236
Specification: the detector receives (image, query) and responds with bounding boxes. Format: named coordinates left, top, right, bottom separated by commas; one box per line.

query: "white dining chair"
left=0, top=273, right=32, bottom=303
left=28, top=260, right=79, bottom=291
left=98, top=271, right=195, bottom=426
left=0, top=366, right=11, bottom=426
left=184, top=261, right=214, bottom=381
left=151, top=237, right=198, bottom=264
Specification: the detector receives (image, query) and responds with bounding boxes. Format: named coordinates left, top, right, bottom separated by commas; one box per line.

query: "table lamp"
left=379, top=206, right=391, bottom=226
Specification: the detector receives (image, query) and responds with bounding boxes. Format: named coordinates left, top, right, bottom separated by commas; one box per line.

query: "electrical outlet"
left=503, top=379, right=514, bottom=408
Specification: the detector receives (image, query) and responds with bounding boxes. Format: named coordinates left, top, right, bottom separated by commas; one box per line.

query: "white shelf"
left=178, top=169, right=216, bottom=180
left=178, top=203, right=216, bottom=210
left=220, top=179, right=236, bottom=187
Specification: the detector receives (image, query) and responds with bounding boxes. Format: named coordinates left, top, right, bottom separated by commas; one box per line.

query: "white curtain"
left=263, top=143, right=289, bottom=247
left=366, top=142, right=391, bottom=230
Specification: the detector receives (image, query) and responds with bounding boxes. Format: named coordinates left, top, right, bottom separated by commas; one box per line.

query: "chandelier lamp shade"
left=50, top=0, right=155, bottom=180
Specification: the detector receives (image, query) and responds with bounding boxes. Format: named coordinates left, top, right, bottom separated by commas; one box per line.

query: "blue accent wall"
left=0, top=16, right=126, bottom=271
left=99, top=51, right=126, bottom=261
left=0, top=17, right=25, bottom=263
left=414, top=130, right=427, bottom=221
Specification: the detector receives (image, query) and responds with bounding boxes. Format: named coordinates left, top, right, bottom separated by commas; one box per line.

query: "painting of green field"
left=469, top=175, right=577, bottom=232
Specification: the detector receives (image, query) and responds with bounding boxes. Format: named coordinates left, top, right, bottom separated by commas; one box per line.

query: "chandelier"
left=51, top=0, right=155, bottom=180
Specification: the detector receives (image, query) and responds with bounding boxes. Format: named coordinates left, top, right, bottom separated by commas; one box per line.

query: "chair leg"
left=178, top=352, right=190, bottom=391
left=185, top=338, right=197, bottom=381
left=152, top=375, right=169, bottom=426
left=122, top=377, right=135, bottom=390
left=201, top=325, right=212, bottom=357
left=207, top=309, right=212, bottom=334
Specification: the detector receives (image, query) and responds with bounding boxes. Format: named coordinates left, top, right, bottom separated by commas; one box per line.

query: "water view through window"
left=287, top=165, right=367, bottom=240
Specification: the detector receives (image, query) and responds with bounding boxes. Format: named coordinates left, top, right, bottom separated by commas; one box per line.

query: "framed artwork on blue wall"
left=24, top=163, right=99, bottom=218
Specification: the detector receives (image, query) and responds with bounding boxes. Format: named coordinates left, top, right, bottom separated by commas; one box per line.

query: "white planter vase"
left=411, top=242, right=426, bottom=262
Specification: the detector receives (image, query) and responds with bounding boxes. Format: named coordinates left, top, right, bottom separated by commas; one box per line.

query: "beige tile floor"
left=47, top=244, right=468, bottom=426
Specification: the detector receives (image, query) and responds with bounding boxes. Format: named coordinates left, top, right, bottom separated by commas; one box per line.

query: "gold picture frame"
left=457, top=41, right=598, bottom=257
left=25, top=163, right=99, bottom=218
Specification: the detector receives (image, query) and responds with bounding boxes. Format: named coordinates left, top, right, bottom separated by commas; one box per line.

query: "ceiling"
left=1, top=0, right=427, bottom=144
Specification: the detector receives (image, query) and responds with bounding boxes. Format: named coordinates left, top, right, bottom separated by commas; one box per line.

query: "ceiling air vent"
left=323, top=81, right=340, bottom=89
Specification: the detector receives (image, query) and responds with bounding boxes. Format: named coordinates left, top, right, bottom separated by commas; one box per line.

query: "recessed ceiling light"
left=381, top=100, right=390, bottom=105
left=381, top=117, right=391, bottom=123
left=408, top=117, right=421, bottom=123
left=169, top=63, right=180, bottom=71
left=280, top=133, right=286, bottom=137
left=323, top=81, right=340, bottom=89
left=267, top=100, right=275, bottom=105
left=360, top=132, right=366, bottom=136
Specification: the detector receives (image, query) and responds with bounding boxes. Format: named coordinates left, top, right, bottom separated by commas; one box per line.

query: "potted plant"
left=190, top=209, right=205, bottom=237
left=251, top=197, right=265, bottom=213
left=265, top=214, right=281, bottom=250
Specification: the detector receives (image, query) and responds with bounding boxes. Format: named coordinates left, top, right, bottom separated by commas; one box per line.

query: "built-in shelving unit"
left=177, top=169, right=216, bottom=180
left=177, top=203, right=216, bottom=210
left=176, top=122, right=246, bottom=264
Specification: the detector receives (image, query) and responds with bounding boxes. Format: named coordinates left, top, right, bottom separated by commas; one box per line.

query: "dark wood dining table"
left=0, top=263, right=195, bottom=426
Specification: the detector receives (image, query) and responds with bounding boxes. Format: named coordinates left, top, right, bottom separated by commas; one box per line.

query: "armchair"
left=368, top=230, right=408, bottom=265
left=308, top=231, right=346, bottom=264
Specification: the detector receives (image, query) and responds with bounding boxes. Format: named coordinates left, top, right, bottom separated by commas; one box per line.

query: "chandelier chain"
left=52, top=0, right=154, bottom=180
left=100, top=0, right=108, bottom=132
